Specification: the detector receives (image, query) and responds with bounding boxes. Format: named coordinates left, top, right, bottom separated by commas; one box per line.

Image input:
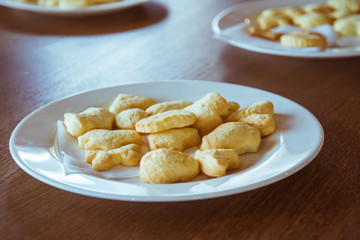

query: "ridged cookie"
left=140, top=149, right=200, bottom=184
left=280, top=30, right=327, bottom=48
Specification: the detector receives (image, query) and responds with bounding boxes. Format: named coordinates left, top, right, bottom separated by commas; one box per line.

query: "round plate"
left=0, top=0, right=151, bottom=16
left=9, top=80, right=324, bottom=202
left=212, top=0, right=360, bottom=58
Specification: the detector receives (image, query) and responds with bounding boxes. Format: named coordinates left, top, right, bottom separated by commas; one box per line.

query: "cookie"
left=280, top=30, right=327, bottom=48
left=139, top=149, right=200, bottom=184
left=86, top=144, right=141, bottom=171
left=226, top=101, right=276, bottom=136
left=145, top=100, right=193, bottom=115
left=302, top=3, right=334, bottom=14
left=257, top=15, right=292, bottom=30
left=147, top=127, right=201, bottom=151
left=333, top=14, right=360, bottom=36
left=64, top=107, right=115, bottom=137
left=109, top=93, right=156, bottom=115
left=184, top=92, right=228, bottom=136
left=200, top=122, right=261, bottom=155
left=135, top=110, right=196, bottom=133
left=194, top=149, right=240, bottom=177
left=115, top=108, right=149, bottom=130
left=328, top=0, right=360, bottom=12
left=293, top=12, right=331, bottom=28
left=78, top=129, right=142, bottom=150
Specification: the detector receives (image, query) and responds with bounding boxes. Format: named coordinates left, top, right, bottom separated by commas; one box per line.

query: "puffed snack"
left=200, top=122, right=261, bottom=155
left=333, top=14, right=360, bottom=36
left=139, top=148, right=200, bottom=184
left=115, top=108, right=149, bottom=129
left=145, top=100, right=193, bottom=115
left=109, top=93, right=156, bottom=115
left=328, top=0, right=360, bottom=12
left=194, top=149, right=240, bottom=177
left=86, top=144, right=141, bottom=171
left=226, top=101, right=276, bottom=136
left=78, top=129, right=142, bottom=150
left=135, top=110, right=196, bottom=133
left=280, top=30, right=327, bottom=48
left=293, top=12, right=332, bottom=28
left=184, top=92, right=228, bottom=136
left=147, top=127, right=201, bottom=151
left=64, top=107, right=115, bottom=137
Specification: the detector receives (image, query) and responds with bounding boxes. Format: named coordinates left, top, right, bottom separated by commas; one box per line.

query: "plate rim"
left=9, top=80, right=325, bottom=202
left=0, top=0, right=152, bottom=16
left=212, top=0, right=360, bottom=58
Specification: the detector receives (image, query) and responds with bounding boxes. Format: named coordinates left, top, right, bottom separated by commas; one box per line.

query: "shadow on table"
left=0, top=2, right=168, bottom=36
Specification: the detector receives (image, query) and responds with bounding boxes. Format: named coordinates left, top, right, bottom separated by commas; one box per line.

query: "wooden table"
left=1, top=0, right=359, bottom=239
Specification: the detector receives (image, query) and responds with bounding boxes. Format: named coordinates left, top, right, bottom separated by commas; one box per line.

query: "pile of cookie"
left=63, top=92, right=276, bottom=184
left=247, top=0, right=360, bottom=48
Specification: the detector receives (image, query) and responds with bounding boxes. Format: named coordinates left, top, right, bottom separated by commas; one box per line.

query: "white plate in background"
left=0, top=0, right=151, bottom=16
left=212, top=0, right=360, bottom=58
left=9, top=80, right=324, bottom=202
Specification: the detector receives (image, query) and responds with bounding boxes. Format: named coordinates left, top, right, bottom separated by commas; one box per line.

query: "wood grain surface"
left=0, top=0, right=359, bottom=239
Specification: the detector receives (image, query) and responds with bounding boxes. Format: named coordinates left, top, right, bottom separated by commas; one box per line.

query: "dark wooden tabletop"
left=1, top=0, right=359, bottom=239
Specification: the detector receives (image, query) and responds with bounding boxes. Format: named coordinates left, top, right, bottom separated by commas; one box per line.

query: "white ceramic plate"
left=212, top=0, right=360, bottom=58
left=9, top=80, right=324, bottom=202
left=0, top=0, right=151, bottom=16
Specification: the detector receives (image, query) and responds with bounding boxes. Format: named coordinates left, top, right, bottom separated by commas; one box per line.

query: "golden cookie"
left=293, top=12, right=331, bottom=28
left=280, top=30, right=327, bottom=48
left=257, top=15, right=292, bottom=30
left=194, top=149, right=240, bottom=177
left=147, top=127, right=201, bottom=151
left=279, top=6, right=305, bottom=20
left=139, top=149, right=200, bottom=184
left=184, top=92, right=228, bottom=136
left=302, top=3, right=334, bottom=14
left=86, top=144, right=141, bottom=171
left=328, top=0, right=360, bottom=12
left=109, top=93, right=156, bottom=115
left=333, top=14, right=360, bottom=36
left=145, top=100, right=193, bottom=115
left=78, top=129, right=142, bottom=150
left=328, top=9, right=353, bottom=20
left=115, top=108, right=149, bottom=130
left=200, top=122, right=261, bottom=155
left=63, top=107, right=115, bottom=137
left=226, top=101, right=276, bottom=136
left=135, top=110, right=196, bottom=133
